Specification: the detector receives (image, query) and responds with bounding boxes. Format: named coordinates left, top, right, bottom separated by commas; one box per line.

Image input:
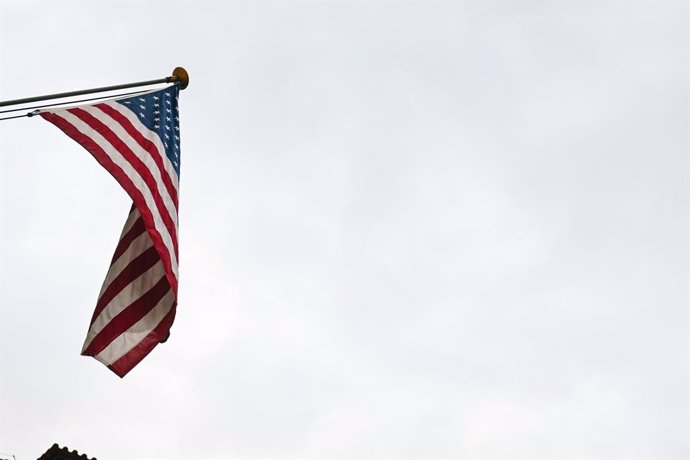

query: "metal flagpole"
left=0, top=67, right=189, bottom=108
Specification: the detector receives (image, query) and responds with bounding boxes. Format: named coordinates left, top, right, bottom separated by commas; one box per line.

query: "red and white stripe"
left=42, top=99, right=179, bottom=377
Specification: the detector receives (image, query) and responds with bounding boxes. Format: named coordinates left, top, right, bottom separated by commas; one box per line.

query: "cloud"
left=1, top=1, right=687, bottom=459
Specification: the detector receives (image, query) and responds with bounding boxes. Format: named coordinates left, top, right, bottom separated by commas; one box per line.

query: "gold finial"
left=172, top=67, right=189, bottom=90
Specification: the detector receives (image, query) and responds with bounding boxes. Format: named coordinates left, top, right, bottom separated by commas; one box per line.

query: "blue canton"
left=117, top=85, right=181, bottom=177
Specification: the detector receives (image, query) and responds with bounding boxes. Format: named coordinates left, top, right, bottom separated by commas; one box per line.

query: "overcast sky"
left=0, top=1, right=688, bottom=459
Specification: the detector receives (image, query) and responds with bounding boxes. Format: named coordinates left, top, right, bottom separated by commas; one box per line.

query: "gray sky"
left=0, top=1, right=688, bottom=459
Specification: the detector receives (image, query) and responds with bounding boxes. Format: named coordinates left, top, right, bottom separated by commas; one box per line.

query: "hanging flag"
left=40, top=85, right=181, bottom=377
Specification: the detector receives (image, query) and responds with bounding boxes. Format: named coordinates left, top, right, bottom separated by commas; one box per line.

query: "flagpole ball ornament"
left=172, top=67, right=189, bottom=89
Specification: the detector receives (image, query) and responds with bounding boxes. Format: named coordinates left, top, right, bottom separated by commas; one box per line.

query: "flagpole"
left=0, top=67, right=189, bottom=108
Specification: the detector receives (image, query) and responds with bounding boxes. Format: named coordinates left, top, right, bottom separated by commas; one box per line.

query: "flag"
left=40, top=85, right=181, bottom=377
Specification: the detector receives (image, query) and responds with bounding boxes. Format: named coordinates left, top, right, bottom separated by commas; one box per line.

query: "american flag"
left=41, top=85, right=181, bottom=377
